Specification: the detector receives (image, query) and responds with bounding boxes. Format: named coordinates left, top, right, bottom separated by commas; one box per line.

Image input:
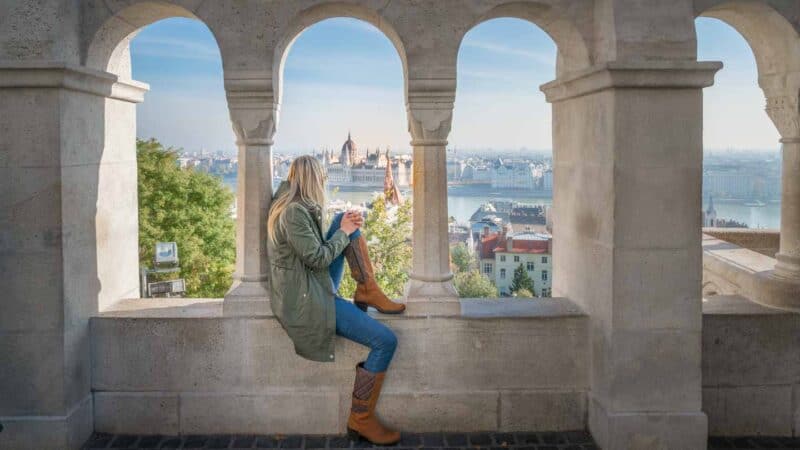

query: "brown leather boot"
left=344, top=235, right=405, bottom=314
left=347, top=362, right=400, bottom=445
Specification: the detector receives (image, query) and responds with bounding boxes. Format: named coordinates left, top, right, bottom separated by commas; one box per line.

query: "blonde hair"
left=268, top=155, right=327, bottom=244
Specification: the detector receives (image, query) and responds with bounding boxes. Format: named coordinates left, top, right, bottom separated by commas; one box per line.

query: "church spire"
left=383, top=148, right=402, bottom=205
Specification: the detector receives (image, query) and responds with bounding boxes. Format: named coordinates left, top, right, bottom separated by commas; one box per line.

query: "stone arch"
left=696, top=1, right=800, bottom=138
left=85, top=1, right=221, bottom=78
left=460, top=1, right=592, bottom=77
left=272, top=2, right=409, bottom=105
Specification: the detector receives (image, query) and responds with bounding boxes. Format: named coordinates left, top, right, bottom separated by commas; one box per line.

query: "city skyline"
left=132, top=17, right=781, bottom=154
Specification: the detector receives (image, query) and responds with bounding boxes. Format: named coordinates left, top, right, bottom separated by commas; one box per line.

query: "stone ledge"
left=703, top=234, right=800, bottom=311
left=0, top=61, right=149, bottom=103
left=540, top=60, right=723, bottom=102
left=702, top=227, right=780, bottom=257
left=97, top=297, right=588, bottom=319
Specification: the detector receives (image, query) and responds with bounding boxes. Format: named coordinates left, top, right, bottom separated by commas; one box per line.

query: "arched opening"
left=85, top=6, right=232, bottom=303
left=450, top=17, right=558, bottom=298
left=696, top=16, right=781, bottom=229
left=696, top=2, right=800, bottom=308
left=274, top=16, right=410, bottom=300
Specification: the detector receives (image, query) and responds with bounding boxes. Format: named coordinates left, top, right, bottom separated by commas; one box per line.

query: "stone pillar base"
left=773, top=252, right=800, bottom=280
left=403, top=278, right=460, bottom=315
left=588, top=397, right=708, bottom=450
left=0, top=395, right=93, bottom=450
left=755, top=270, right=800, bottom=311
left=223, top=280, right=272, bottom=316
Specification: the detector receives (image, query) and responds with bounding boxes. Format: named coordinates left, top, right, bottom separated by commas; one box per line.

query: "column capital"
left=765, top=93, right=800, bottom=140
left=540, top=60, right=723, bottom=103
left=406, top=78, right=456, bottom=146
left=225, top=72, right=279, bottom=146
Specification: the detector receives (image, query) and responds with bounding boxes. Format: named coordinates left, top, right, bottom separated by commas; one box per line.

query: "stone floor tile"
left=492, top=433, right=515, bottom=446
left=328, top=435, right=353, bottom=448
left=305, top=436, right=328, bottom=448
left=468, top=433, right=492, bottom=446
left=137, top=435, right=164, bottom=449
left=515, top=434, right=540, bottom=446
left=398, top=433, right=422, bottom=447
left=443, top=433, right=467, bottom=447
left=159, top=437, right=183, bottom=449
left=256, top=435, right=280, bottom=448
left=109, top=435, right=138, bottom=448
left=183, top=435, right=208, bottom=448
left=562, top=431, right=591, bottom=444
left=231, top=435, right=256, bottom=448
left=538, top=433, right=565, bottom=445
left=207, top=435, right=233, bottom=449
left=420, top=434, right=444, bottom=447
left=280, top=435, right=305, bottom=448
left=85, top=434, right=113, bottom=449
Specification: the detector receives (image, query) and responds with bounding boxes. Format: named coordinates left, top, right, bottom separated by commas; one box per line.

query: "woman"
left=267, top=155, right=406, bottom=445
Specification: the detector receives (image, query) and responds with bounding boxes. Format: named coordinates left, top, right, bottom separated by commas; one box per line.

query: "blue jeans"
left=327, top=213, right=397, bottom=373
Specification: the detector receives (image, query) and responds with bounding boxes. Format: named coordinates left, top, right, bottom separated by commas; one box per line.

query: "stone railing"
left=90, top=298, right=589, bottom=435
left=702, top=230, right=800, bottom=311
left=702, top=227, right=780, bottom=258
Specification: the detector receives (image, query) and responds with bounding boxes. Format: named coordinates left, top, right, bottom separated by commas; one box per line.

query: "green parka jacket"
left=267, top=182, right=350, bottom=362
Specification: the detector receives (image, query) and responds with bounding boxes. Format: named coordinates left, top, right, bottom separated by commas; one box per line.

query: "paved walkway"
left=81, top=431, right=800, bottom=449
left=82, top=431, right=596, bottom=449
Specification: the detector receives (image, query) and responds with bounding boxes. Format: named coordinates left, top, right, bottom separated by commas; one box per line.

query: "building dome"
left=340, top=131, right=357, bottom=167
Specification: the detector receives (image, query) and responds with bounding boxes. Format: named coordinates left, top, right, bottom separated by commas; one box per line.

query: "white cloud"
left=132, top=36, right=221, bottom=62
left=462, top=40, right=555, bottom=67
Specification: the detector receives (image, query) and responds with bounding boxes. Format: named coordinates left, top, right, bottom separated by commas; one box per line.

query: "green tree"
left=137, top=138, right=235, bottom=297
left=337, top=195, right=412, bottom=299
left=513, top=288, right=534, bottom=298
left=450, top=242, right=474, bottom=274
left=510, top=263, right=535, bottom=295
left=454, top=270, right=498, bottom=298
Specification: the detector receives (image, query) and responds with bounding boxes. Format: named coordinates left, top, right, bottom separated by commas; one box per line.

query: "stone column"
left=542, top=61, right=721, bottom=450
left=404, top=80, right=459, bottom=312
left=223, top=73, right=277, bottom=316
left=765, top=94, right=800, bottom=280
left=0, top=63, right=147, bottom=449
left=775, top=137, right=800, bottom=278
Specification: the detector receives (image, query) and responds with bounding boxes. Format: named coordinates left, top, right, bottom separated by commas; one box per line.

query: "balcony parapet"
left=702, top=234, right=800, bottom=311
left=702, top=228, right=780, bottom=258
left=90, top=297, right=589, bottom=435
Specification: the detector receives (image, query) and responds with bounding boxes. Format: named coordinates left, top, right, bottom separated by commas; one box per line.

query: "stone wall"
left=89, top=298, right=590, bottom=435
left=86, top=296, right=800, bottom=439
left=702, top=296, right=800, bottom=436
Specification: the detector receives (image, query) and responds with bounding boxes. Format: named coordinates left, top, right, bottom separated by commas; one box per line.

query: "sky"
left=131, top=16, right=780, bottom=154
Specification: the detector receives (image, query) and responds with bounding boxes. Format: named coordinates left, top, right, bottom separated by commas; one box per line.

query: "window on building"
left=542, top=256, right=548, bottom=264
left=514, top=255, right=520, bottom=263
left=526, top=261, right=534, bottom=271
left=500, top=268, right=506, bottom=279
left=483, top=263, right=493, bottom=274
left=542, top=270, right=548, bottom=281
left=542, top=288, right=551, bottom=297
left=500, top=255, right=506, bottom=262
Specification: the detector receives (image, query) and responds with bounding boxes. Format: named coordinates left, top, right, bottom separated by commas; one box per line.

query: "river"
left=221, top=175, right=781, bottom=229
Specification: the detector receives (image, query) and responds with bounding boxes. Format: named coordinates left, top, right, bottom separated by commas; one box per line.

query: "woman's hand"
left=340, top=210, right=363, bottom=235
